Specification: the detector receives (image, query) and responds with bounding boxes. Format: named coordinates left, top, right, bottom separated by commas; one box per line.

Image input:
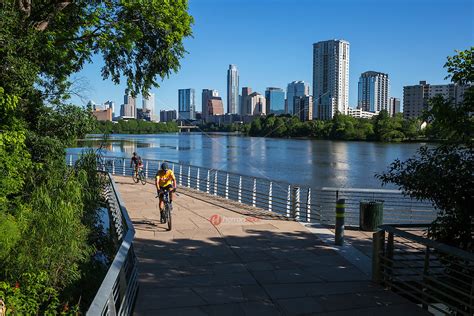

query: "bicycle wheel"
left=140, top=172, right=146, bottom=185
left=166, top=204, right=172, bottom=231
left=132, top=172, right=139, bottom=183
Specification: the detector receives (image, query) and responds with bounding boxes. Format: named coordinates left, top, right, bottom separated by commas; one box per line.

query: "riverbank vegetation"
left=0, top=0, right=192, bottom=313
left=94, top=119, right=179, bottom=134
left=247, top=111, right=422, bottom=141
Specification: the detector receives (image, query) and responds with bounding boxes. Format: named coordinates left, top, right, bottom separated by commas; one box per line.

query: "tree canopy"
left=378, top=48, right=473, bottom=251
left=0, top=0, right=193, bottom=312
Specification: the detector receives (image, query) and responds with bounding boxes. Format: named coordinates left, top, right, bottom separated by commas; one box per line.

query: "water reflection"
left=71, top=133, right=424, bottom=189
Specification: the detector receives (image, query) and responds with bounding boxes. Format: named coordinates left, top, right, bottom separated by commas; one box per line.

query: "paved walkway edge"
left=303, top=223, right=372, bottom=276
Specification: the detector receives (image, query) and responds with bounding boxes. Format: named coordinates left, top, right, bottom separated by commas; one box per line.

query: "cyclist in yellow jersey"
left=155, top=162, right=177, bottom=221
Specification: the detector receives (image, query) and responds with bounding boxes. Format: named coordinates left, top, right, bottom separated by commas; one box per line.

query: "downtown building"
left=207, top=97, right=225, bottom=116
left=313, top=39, right=350, bottom=120
left=160, top=110, right=177, bottom=122
left=265, top=87, right=285, bottom=115
left=286, top=81, right=309, bottom=115
left=241, top=87, right=253, bottom=116
left=227, top=64, right=239, bottom=114
left=403, top=81, right=471, bottom=119
left=202, top=89, right=219, bottom=121
left=293, top=95, right=313, bottom=121
left=120, top=89, right=136, bottom=118
left=142, top=92, right=155, bottom=117
left=357, top=71, right=389, bottom=113
left=178, top=88, right=196, bottom=120
left=243, top=92, right=266, bottom=116
left=388, top=97, right=401, bottom=117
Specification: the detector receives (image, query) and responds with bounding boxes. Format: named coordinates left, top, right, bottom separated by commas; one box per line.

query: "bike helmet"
left=161, top=162, right=169, bottom=170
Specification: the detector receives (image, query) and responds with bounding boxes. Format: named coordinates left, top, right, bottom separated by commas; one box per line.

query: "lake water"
left=69, top=133, right=426, bottom=189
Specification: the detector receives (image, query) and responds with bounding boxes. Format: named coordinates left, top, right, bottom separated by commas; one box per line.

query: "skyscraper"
left=208, top=97, right=224, bottom=116
left=357, top=71, right=389, bottom=113
left=313, top=39, right=350, bottom=120
left=286, top=81, right=309, bottom=115
left=247, top=92, right=266, bottom=116
left=293, top=95, right=313, bottom=121
left=178, top=88, right=195, bottom=120
left=265, top=87, right=285, bottom=115
left=388, top=97, right=401, bottom=117
left=104, top=100, right=115, bottom=117
left=142, top=92, right=155, bottom=116
left=241, top=87, right=252, bottom=115
left=227, top=64, right=239, bottom=114
left=124, top=88, right=137, bottom=118
left=202, top=89, right=219, bottom=121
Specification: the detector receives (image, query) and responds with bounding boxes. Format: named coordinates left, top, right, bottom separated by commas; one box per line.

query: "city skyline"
left=70, top=0, right=472, bottom=114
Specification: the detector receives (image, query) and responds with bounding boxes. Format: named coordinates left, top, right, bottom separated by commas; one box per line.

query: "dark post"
left=335, top=198, right=345, bottom=246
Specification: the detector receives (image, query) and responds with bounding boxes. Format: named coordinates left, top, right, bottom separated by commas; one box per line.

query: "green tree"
left=378, top=48, right=473, bottom=251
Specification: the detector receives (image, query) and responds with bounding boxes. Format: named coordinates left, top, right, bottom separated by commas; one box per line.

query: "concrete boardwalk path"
left=113, top=176, right=428, bottom=316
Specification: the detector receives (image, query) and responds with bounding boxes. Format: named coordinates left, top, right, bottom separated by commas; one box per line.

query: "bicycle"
left=132, top=167, right=146, bottom=185
left=156, top=188, right=176, bottom=231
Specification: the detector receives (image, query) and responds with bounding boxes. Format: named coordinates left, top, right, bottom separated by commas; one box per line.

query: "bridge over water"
left=113, top=175, right=428, bottom=315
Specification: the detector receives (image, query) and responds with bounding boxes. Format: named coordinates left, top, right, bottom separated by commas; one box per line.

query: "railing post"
left=291, top=186, right=300, bottom=220
left=252, top=178, right=257, bottom=207
left=306, top=188, right=311, bottom=222
left=335, top=198, right=345, bottom=246
left=196, top=168, right=200, bottom=191
left=286, top=185, right=291, bottom=217
left=206, top=170, right=210, bottom=194
left=187, top=166, right=191, bottom=188
left=372, top=230, right=385, bottom=283
left=145, top=161, right=149, bottom=178
left=214, top=170, right=218, bottom=196
left=122, top=159, right=126, bottom=176
left=172, top=163, right=175, bottom=174
left=69, top=154, right=73, bottom=166
left=385, top=232, right=394, bottom=285
left=179, top=165, right=182, bottom=185
left=225, top=173, right=229, bottom=199
left=238, top=176, right=242, bottom=203
left=112, top=159, right=115, bottom=175
left=422, top=246, right=430, bottom=310
left=268, top=182, right=273, bottom=212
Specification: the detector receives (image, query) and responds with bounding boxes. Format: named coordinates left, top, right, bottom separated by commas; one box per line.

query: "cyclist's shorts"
left=159, top=184, right=174, bottom=198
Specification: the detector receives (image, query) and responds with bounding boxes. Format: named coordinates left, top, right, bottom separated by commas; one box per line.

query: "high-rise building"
left=160, top=110, right=177, bottom=122
left=142, top=92, right=155, bottom=116
left=103, top=100, right=115, bottom=117
left=123, top=89, right=137, bottom=118
left=265, top=87, right=285, bottom=115
left=178, top=88, right=195, bottom=120
left=208, top=97, right=224, bottom=116
left=403, top=81, right=471, bottom=119
left=227, top=64, right=239, bottom=114
left=286, top=81, right=310, bottom=115
left=388, top=97, right=401, bottom=117
left=247, top=92, right=266, bottom=116
left=358, top=71, right=389, bottom=113
left=313, top=39, right=350, bottom=120
left=293, top=95, right=313, bottom=121
left=241, top=87, right=253, bottom=115
left=202, top=89, right=219, bottom=121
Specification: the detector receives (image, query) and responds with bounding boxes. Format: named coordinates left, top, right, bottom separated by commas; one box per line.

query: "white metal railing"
left=68, top=153, right=437, bottom=227
left=79, top=170, right=138, bottom=315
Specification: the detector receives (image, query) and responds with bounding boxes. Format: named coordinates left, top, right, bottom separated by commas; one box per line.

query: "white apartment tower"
left=358, top=71, right=389, bottom=113
left=313, top=39, right=350, bottom=120
left=142, top=92, right=155, bottom=116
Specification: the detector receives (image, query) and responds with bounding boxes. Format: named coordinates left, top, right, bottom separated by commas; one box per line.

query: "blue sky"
left=72, top=0, right=473, bottom=113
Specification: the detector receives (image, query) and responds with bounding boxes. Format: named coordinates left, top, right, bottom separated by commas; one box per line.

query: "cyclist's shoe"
left=160, top=210, right=166, bottom=224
